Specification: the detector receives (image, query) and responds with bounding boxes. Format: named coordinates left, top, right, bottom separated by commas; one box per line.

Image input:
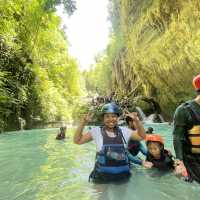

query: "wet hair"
left=125, top=116, right=137, bottom=130
left=146, top=141, right=164, bottom=152
left=125, top=116, right=132, bottom=124
left=146, top=127, right=154, bottom=134
left=60, top=126, right=66, bottom=132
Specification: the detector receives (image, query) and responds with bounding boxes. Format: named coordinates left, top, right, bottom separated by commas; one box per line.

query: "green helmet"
left=101, top=102, right=121, bottom=116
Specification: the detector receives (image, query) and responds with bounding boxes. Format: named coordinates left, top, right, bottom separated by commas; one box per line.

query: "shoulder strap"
left=115, top=126, right=127, bottom=145
left=100, top=126, right=105, bottom=142
left=184, top=102, right=200, bottom=123
left=190, top=102, right=200, bottom=118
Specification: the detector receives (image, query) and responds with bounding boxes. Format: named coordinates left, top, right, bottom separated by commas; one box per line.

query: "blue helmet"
left=101, top=102, right=121, bottom=116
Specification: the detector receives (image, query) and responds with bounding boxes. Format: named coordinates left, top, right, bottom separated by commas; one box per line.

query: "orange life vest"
left=185, top=103, right=200, bottom=154
left=188, top=125, right=200, bottom=154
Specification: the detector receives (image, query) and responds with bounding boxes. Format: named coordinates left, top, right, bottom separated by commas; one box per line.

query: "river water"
left=0, top=124, right=200, bottom=200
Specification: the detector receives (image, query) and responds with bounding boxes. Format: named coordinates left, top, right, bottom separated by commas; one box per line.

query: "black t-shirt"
left=128, top=140, right=140, bottom=156
left=173, top=100, right=200, bottom=155
left=146, top=150, right=174, bottom=171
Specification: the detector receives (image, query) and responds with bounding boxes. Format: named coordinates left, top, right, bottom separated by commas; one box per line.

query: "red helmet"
left=145, top=134, right=164, bottom=145
left=193, top=74, right=200, bottom=91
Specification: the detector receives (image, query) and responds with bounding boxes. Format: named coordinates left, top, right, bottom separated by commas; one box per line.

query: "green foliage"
left=0, top=0, right=82, bottom=131
left=83, top=5, right=125, bottom=96
left=104, top=0, right=200, bottom=118
left=44, top=0, right=76, bottom=15
left=71, top=102, right=90, bottom=123
left=72, top=100, right=103, bottom=125
left=83, top=54, right=112, bottom=95
left=83, top=35, right=122, bottom=96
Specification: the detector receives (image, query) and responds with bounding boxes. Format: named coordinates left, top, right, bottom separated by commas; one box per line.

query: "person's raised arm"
left=126, top=112, right=146, bottom=140
left=74, top=113, right=93, bottom=145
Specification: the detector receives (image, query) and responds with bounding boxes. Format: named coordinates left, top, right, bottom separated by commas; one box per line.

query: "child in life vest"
left=145, top=134, right=175, bottom=171
left=145, top=134, right=189, bottom=179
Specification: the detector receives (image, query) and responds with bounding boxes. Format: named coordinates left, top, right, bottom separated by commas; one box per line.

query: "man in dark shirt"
left=173, top=74, right=200, bottom=183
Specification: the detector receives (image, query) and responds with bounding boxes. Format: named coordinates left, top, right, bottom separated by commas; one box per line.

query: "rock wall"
left=110, top=0, right=200, bottom=118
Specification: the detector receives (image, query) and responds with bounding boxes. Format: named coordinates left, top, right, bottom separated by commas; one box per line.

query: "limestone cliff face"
left=110, top=0, right=200, bottom=117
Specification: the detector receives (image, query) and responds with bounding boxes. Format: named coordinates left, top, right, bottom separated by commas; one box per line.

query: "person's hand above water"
left=142, top=161, right=153, bottom=168
left=174, top=160, right=188, bottom=177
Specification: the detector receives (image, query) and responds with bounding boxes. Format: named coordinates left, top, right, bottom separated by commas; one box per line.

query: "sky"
left=57, top=0, right=110, bottom=71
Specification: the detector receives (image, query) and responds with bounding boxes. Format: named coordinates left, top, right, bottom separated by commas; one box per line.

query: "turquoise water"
left=0, top=124, right=200, bottom=200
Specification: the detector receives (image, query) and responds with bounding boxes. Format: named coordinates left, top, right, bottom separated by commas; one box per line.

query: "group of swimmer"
left=73, top=74, right=200, bottom=184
